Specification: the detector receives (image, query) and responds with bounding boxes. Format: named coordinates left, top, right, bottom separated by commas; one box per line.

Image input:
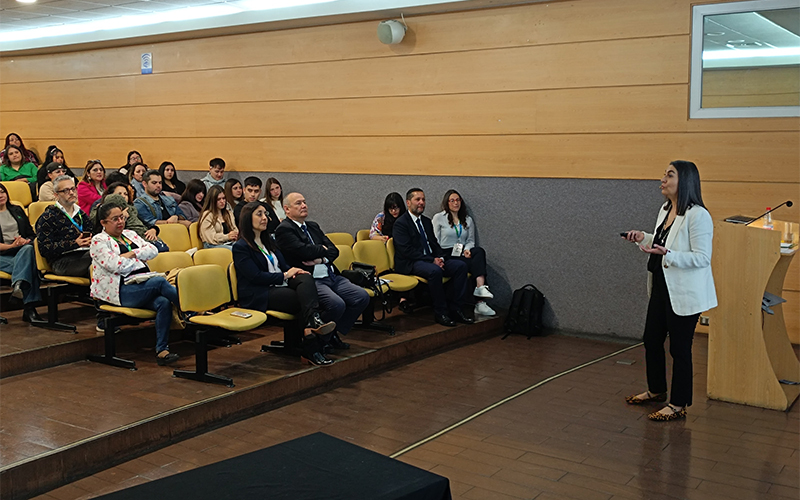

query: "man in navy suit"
left=275, top=192, right=369, bottom=350
left=393, top=188, right=472, bottom=327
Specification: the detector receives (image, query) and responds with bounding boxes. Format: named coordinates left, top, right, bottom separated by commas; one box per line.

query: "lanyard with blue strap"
left=58, top=205, right=84, bottom=233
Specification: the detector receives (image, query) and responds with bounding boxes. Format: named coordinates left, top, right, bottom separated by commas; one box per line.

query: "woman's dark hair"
left=2, top=145, right=22, bottom=167
left=266, top=177, right=283, bottom=204
left=159, top=161, right=178, bottom=183
left=441, top=189, right=468, bottom=228
left=96, top=203, right=119, bottom=224
left=126, top=151, right=142, bottom=166
left=4, top=133, right=37, bottom=164
left=381, top=192, right=406, bottom=237
left=665, top=160, right=705, bottom=216
left=224, top=178, right=242, bottom=207
left=181, top=179, right=207, bottom=211
left=105, top=171, right=129, bottom=186
left=0, top=182, right=9, bottom=202
left=82, top=160, right=105, bottom=184
left=238, top=201, right=276, bottom=252
left=128, top=162, right=147, bottom=182
left=44, top=145, right=68, bottom=168
left=104, top=182, right=133, bottom=204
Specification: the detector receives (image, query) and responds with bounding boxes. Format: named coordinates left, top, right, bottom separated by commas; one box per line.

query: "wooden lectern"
left=708, top=220, right=799, bottom=411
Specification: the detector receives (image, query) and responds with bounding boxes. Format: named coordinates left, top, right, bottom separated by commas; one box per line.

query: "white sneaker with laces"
left=474, top=302, right=496, bottom=316
left=473, top=285, right=494, bottom=299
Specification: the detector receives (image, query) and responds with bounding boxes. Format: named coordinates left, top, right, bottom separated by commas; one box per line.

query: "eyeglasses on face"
left=56, top=187, right=78, bottom=194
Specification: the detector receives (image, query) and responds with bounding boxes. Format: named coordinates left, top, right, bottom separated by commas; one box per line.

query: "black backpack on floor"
left=502, top=284, right=545, bottom=339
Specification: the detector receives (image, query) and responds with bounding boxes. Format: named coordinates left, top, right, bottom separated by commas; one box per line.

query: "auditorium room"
left=0, top=0, right=798, bottom=498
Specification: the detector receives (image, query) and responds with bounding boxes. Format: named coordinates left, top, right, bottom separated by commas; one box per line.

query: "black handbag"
left=341, top=262, right=392, bottom=318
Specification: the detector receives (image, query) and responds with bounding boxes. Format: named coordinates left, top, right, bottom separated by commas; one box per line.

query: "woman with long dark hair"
left=178, top=179, right=207, bottom=223
left=0, top=145, right=38, bottom=185
left=159, top=161, right=185, bottom=195
left=0, top=182, right=42, bottom=322
left=224, top=178, right=243, bottom=210
left=0, top=133, right=39, bottom=166
left=128, top=163, right=147, bottom=199
left=622, top=160, right=717, bottom=421
left=370, top=192, right=406, bottom=241
left=432, top=189, right=495, bottom=316
left=37, top=145, right=77, bottom=188
left=119, top=150, right=142, bottom=177
left=264, top=177, right=285, bottom=221
left=198, top=185, right=238, bottom=249
left=233, top=202, right=336, bottom=366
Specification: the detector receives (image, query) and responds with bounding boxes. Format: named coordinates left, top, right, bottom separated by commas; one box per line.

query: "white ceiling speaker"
left=377, top=19, right=407, bottom=45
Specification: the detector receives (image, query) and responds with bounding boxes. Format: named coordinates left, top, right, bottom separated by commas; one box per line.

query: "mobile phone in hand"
left=81, top=231, right=92, bottom=238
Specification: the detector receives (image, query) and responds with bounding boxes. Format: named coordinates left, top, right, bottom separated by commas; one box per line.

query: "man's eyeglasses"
left=56, top=187, right=78, bottom=194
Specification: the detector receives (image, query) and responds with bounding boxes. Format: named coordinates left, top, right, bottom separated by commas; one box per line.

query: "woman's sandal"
left=648, top=404, right=687, bottom=421
left=625, top=391, right=667, bottom=405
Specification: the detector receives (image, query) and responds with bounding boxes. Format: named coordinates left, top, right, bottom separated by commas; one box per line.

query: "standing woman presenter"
left=622, top=160, right=717, bottom=421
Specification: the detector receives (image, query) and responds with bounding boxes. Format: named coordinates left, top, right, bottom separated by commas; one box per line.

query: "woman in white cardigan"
left=90, top=203, right=180, bottom=366
left=622, top=160, right=717, bottom=421
left=199, top=185, right=238, bottom=249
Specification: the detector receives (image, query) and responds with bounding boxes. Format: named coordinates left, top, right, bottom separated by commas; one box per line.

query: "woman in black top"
left=159, top=161, right=186, bottom=195
left=0, top=183, right=42, bottom=322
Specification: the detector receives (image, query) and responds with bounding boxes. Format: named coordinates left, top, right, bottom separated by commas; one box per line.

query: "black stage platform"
left=96, top=432, right=451, bottom=500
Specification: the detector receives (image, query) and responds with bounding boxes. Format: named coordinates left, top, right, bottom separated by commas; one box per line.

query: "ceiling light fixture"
left=16, top=0, right=37, bottom=4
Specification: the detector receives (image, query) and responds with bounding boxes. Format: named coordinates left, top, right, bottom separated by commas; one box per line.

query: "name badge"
left=451, top=243, right=464, bottom=257
left=312, top=263, right=328, bottom=279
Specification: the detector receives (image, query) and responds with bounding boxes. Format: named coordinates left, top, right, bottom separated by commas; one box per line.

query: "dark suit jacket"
left=233, top=200, right=279, bottom=234
left=274, top=219, right=339, bottom=274
left=392, top=212, right=445, bottom=275
left=232, top=238, right=290, bottom=312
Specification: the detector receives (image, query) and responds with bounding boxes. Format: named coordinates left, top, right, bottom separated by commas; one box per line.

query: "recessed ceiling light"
left=16, top=0, right=38, bottom=4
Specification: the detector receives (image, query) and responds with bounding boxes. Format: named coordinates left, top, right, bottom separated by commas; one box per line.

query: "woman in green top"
left=0, top=145, right=37, bottom=184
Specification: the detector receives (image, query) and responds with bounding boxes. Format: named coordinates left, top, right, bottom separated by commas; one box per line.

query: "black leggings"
left=643, top=271, right=700, bottom=407
left=266, top=274, right=329, bottom=356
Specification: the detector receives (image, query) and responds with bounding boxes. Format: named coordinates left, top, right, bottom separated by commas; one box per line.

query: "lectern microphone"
left=745, top=201, right=794, bottom=226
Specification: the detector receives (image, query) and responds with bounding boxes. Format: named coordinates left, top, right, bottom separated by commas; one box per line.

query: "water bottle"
left=764, top=208, right=773, bottom=229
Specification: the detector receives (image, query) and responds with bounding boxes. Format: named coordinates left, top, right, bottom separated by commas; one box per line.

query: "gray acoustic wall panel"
left=184, top=170, right=666, bottom=339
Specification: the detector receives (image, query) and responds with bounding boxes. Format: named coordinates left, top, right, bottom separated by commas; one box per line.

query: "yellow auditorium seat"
left=3, top=181, right=32, bottom=208
left=157, top=224, right=192, bottom=252
left=325, top=232, right=354, bottom=247
left=27, top=201, right=54, bottom=227
left=33, top=239, right=90, bottom=331
left=193, top=248, right=233, bottom=269
left=189, top=221, right=203, bottom=250
left=336, top=243, right=394, bottom=334
left=356, top=229, right=371, bottom=242
left=148, top=251, right=194, bottom=273
left=173, top=264, right=266, bottom=387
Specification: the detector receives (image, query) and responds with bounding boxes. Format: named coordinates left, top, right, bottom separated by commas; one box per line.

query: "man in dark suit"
left=275, top=192, right=369, bottom=350
left=393, top=188, right=472, bottom=327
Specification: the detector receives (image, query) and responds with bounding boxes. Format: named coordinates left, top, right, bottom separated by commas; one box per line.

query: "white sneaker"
left=473, top=285, right=494, bottom=299
left=474, top=302, right=496, bottom=316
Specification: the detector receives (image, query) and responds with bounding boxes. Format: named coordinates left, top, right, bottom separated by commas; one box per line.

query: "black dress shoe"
left=435, top=314, right=456, bottom=327
left=308, top=313, right=336, bottom=336
left=452, top=310, right=475, bottom=324
left=302, top=351, right=333, bottom=366
left=156, top=352, right=179, bottom=366
left=328, top=333, right=350, bottom=350
left=22, top=307, right=43, bottom=323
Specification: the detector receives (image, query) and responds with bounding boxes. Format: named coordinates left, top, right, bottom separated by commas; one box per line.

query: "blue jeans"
left=203, top=242, right=233, bottom=250
left=0, top=244, right=41, bottom=304
left=118, top=276, right=178, bottom=353
left=315, top=275, right=370, bottom=335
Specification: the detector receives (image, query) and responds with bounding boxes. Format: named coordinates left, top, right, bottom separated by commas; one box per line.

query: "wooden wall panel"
left=703, top=182, right=800, bottom=224
left=783, top=292, right=799, bottom=344
left=38, top=133, right=800, bottom=183
left=0, top=0, right=698, bottom=84
left=0, top=36, right=690, bottom=112
left=7, top=85, right=798, bottom=138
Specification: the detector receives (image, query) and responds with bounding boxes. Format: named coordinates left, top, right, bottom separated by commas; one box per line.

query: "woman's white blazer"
left=639, top=203, right=718, bottom=316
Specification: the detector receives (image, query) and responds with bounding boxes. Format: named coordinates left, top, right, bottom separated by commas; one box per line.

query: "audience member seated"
left=393, top=188, right=472, bottom=327
left=224, top=178, right=243, bottom=211
left=178, top=179, right=206, bottom=223
left=91, top=203, right=180, bottom=366
left=35, top=175, right=93, bottom=277
left=199, top=185, right=238, bottom=249
left=276, top=192, right=369, bottom=352
left=432, top=189, right=495, bottom=317
left=0, top=183, right=42, bottom=322
left=128, top=162, right=147, bottom=199
left=233, top=202, right=337, bottom=365
left=134, top=170, right=191, bottom=228
left=91, top=182, right=168, bottom=252
left=0, top=146, right=38, bottom=199
left=0, top=133, right=39, bottom=166
left=202, top=157, right=226, bottom=190
left=370, top=192, right=406, bottom=242
left=159, top=161, right=185, bottom=195
left=38, top=162, right=67, bottom=202
left=119, top=150, right=142, bottom=177
left=263, top=177, right=286, bottom=221
left=234, top=176, right=279, bottom=233
left=77, top=160, right=107, bottom=214
left=37, top=145, right=77, bottom=189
